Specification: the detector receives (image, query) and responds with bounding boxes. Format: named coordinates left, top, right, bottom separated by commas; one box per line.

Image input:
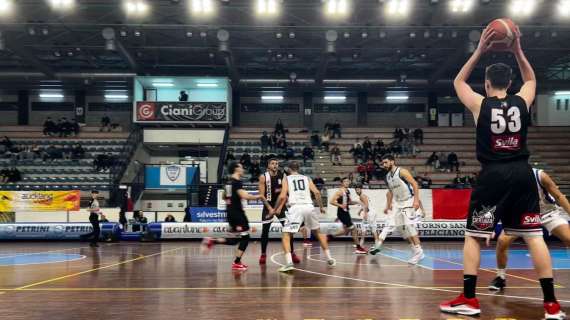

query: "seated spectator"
left=330, top=144, right=342, bottom=166
left=413, top=128, right=424, bottom=145
left=43, top=117, right=57, bottom=136
left=276, top=137, right=287, bottom=153
left=468, top=172, right=478, bottom=186
left=44, top=145, right=63, bottom=162
left=260, top=131, right=270, bottom=153
left=448, top=151, right=460, bottom=172
left=226, top=149, right=235, bottom=164
left=331, top=119, right=342, bottom=138
left=438, top=151, right=448, bottom=171
left=71, top=144, right=85, bottom=160
left=100, top=115, right=111, bottom=132
left=99, top=214, right=110, bottom=223
left=425, top=152, right=439, bottom=171
left=310, top=131, right=321, bottom=148
left=59, top=117, right=73, bottom=137
left=17, top=147, right=35, bottom=161
left=365, top=160, right=375, bottom=184
left=302, top=145, right=314, bottom=164
left=132, top=211, right=148, bottom=232
left=249, top=160, right=261, bottom=182
left=321, top=131, right=331, bottom=152
left=349, top=144, right=364, bottom=164
left=72, top=118, right=80, bottom=136
left=363, top=137, right=372, bottom=151
left=6, top=167, right=21, bottom=183
left=357, top=162, right=367, bottom=182
left=313, top=175, right=325, bottom=189
left=239, top=152, right=252, bottom=169
left=165, top=214, right=176, bottom=222
left=62, top=144, right=73, bottom=160
left=274, top=119, right=285, bottom=136
left=31, top=144, right=43, bottom=159
left=418, top=172, right=432, bottom=189
left=375, top=138, right=384, bottom=149
left=0, top=167, right=9, bottom=183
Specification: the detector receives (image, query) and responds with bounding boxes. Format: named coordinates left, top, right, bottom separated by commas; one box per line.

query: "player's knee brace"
left=238, top=233, right=250, bottom=251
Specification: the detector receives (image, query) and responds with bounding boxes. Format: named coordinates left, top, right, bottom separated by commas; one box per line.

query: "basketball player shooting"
left=439, top=22, right=566, bottom=320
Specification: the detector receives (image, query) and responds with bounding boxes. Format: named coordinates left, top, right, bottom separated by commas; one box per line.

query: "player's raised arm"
left=511, top=28, right=536, bottom=109
left=454, top=28, right=494, bottom=121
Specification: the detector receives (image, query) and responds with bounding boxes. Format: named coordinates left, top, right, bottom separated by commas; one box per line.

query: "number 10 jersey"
left=287, top=174, right=313, bottom=206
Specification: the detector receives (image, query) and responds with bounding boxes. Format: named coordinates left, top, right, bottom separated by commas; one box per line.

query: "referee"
left=80, top=190, right=102, bottom=247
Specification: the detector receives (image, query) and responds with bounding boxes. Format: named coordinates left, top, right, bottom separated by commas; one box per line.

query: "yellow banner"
left=0, top=191, right=80, bottom=212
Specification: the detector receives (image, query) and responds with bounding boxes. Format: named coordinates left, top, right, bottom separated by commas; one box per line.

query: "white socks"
left=285, top=252, right=293, bottom=265
left=497, top=268, right=506, bottom=279
left=324, top=249, right=332, bottom=260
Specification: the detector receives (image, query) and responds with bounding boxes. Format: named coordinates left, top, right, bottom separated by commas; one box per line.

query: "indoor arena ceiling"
left=0, top=0, right=570, bottom=92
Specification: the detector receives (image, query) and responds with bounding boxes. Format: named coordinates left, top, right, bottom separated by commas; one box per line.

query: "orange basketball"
left=486, top=18, right=517, bottom=51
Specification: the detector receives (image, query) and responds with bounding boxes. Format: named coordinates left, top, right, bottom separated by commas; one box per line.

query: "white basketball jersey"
left=385, top=167, right=414, bottom=204
left=533, top=168, right=558, bottom=215
left=287, top=174, right=312, bottom=206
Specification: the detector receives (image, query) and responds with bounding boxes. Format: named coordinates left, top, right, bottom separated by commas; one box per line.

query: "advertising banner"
left=0, top=223, right=119, bottom=240
left=0, top=191, right=80, bottom=212
left=157, top=221, right=467, bottom=239
left=190, top=207, right=227, bottom=222
left=135, top=101, right=228, bottom=123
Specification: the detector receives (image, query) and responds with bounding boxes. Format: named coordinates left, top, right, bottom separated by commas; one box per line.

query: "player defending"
left=489, top=168, right=570, bottom=291
left=258, top=158, right=300, bottom=265
left=275, top=161, right=335, bottom=272
left=354, top=184, right=381, bottom=252
left=439, top=27, right=565, bottom=319
left=330, top=177, right=368, bottom=254
left=370, top=155, right=424, bottom=264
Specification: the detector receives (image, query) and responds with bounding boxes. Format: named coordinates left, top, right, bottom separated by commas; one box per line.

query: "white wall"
left=536, top=94, right=570, bottom=126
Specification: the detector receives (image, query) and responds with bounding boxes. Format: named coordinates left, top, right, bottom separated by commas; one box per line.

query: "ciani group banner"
left=0, top=191, right=80, bottom=212
left=135, top=101, right=228, bottom=124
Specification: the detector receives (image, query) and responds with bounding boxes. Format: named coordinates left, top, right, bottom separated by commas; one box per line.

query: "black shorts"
left=466, top=160, right=541, bottom=238
left=227, top=210, right=250, bottom=233
left=337, top=210, right=354, bottom=229
left=262, top=206, right=286, bottom=224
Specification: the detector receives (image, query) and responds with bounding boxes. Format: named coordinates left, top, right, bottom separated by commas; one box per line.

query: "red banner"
left=432, top=189, right=472, bottom=220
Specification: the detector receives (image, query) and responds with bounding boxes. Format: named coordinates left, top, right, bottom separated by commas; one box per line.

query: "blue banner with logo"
left=0, top=223, right=120, bottom=240
left=190, top=207, right=227, bottom=222
left=145, top=165, right=198, bottom=189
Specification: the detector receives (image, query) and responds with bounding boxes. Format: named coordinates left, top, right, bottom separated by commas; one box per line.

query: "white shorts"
left=282, top=204, right=320, bottom=233
left=362, top=209, right=377, bottom=227
left=389, top=207, right=422, bottom=226
left=541, top=210, right=569, bottom=235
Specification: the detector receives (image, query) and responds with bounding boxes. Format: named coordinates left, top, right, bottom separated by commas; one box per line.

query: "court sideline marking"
left=0, top=244, right=117, bottom=260
left=270, top=251, right=570, bottom=304
left=14, top=246, right=185, bottom=290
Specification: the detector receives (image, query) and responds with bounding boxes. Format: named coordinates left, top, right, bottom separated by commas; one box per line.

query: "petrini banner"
left=135, top=101, right=228, bottom=123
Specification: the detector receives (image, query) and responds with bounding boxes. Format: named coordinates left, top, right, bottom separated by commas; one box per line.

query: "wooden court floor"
left=0, top=240, right=568, bottom=320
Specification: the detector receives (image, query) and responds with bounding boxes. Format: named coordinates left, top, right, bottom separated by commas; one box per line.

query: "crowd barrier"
left=0, top=223, right=121, bottom=240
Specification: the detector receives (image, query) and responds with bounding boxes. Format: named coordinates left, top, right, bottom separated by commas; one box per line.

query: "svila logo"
left=492, top=134, right=521, bottom=152
left=521, top=213, right=541, bottom=227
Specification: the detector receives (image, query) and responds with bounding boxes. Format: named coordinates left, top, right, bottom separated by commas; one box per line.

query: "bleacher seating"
left=0, top=126, right=129, bottom=191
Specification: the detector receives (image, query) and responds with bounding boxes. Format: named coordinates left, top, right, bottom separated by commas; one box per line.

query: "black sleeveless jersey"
left=336, top=188, right=350, bottom=214
left=225, top=178, right=244, bottom=215
left=264, top=171, right=285, bottom=206
left=476, top=95, right=530, bottom=164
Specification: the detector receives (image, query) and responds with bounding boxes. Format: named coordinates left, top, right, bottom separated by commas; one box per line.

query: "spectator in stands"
left=447, top=151, right=460, bottom=172
left=330, top=144, right=342, bottom=166
left=413, top=128, right=424, bottom=145
left=72, top=118, right=80, bottom=136
left=0, top=167, right=9, bottom=183
left=276, top=137, right=287, bottom=153
left=71, top=144, right=85, bottom=160
left=1, top=136, right=12, bottom=151
left=349, top=144, right=364, bottom=164
left=274, top=119, right=285, bottom=136
left=31, top=144, right=43, bottom=159
left=426, top=152, right=439, bottom=171
left=260, top=131, right=270, bottom=153
left=418, top=172, right=432, bottom=189
left=99, top=214, right=110, bottom=223
left=357, top=162, right=367, bottom=182
left=285, top=147, right=295, bottom=161
left=17, top=146, right=35, bottom=161
left=438, top=151, right=448, bottom=171
left=43, top=117, right=57, bottom=136
left=321, top=131, right=331, bottom=152
left=225, top=149, right=235, bottom=165
left=249, top=160, right=261, bottom=182
left=468, top=172, right=478, bottom=186
left=62, top=144, right=73, bottom=160
left=183, top=206, right=192, bottom=222
left=179, top=90, right=188, bottom=102
left=44, top=145, right=63, bottom=162
left=310, top=131, right=321, bottom=148
left=324, top=121, right=332, bottom=135
left=365, top=159, right=375, bottom=184
left=100, top=115, right=111, bottom=132
left=302, top=145, right=314, bottom=165
left=331, top=119, right=342, bottom=138
left=133, top=211, right=148, bottom=232
left=165, top=215, right=176, bottom=222
left=363, top=137, right=372, bottom=151
left=269, top=133, right=277, bottom=152
left=59, top=117, right=73, bottom=137
left=6, top=167, right=21, bottom=183
left=239, top=152, right=252, bottom=170
left=313, top=175, right=325, bottom=189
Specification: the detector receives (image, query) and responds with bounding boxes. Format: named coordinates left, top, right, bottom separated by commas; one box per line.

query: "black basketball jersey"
left=225, top=178, right=244, bottom=214
left=337, top=188, right=350, bottom=213
left=264, top=171, right=285, bottom=206
left=476, top=95, right=530, bottom=164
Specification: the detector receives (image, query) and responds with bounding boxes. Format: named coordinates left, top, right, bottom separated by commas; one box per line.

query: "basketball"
left=487, top=18, right=518, bottom=51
